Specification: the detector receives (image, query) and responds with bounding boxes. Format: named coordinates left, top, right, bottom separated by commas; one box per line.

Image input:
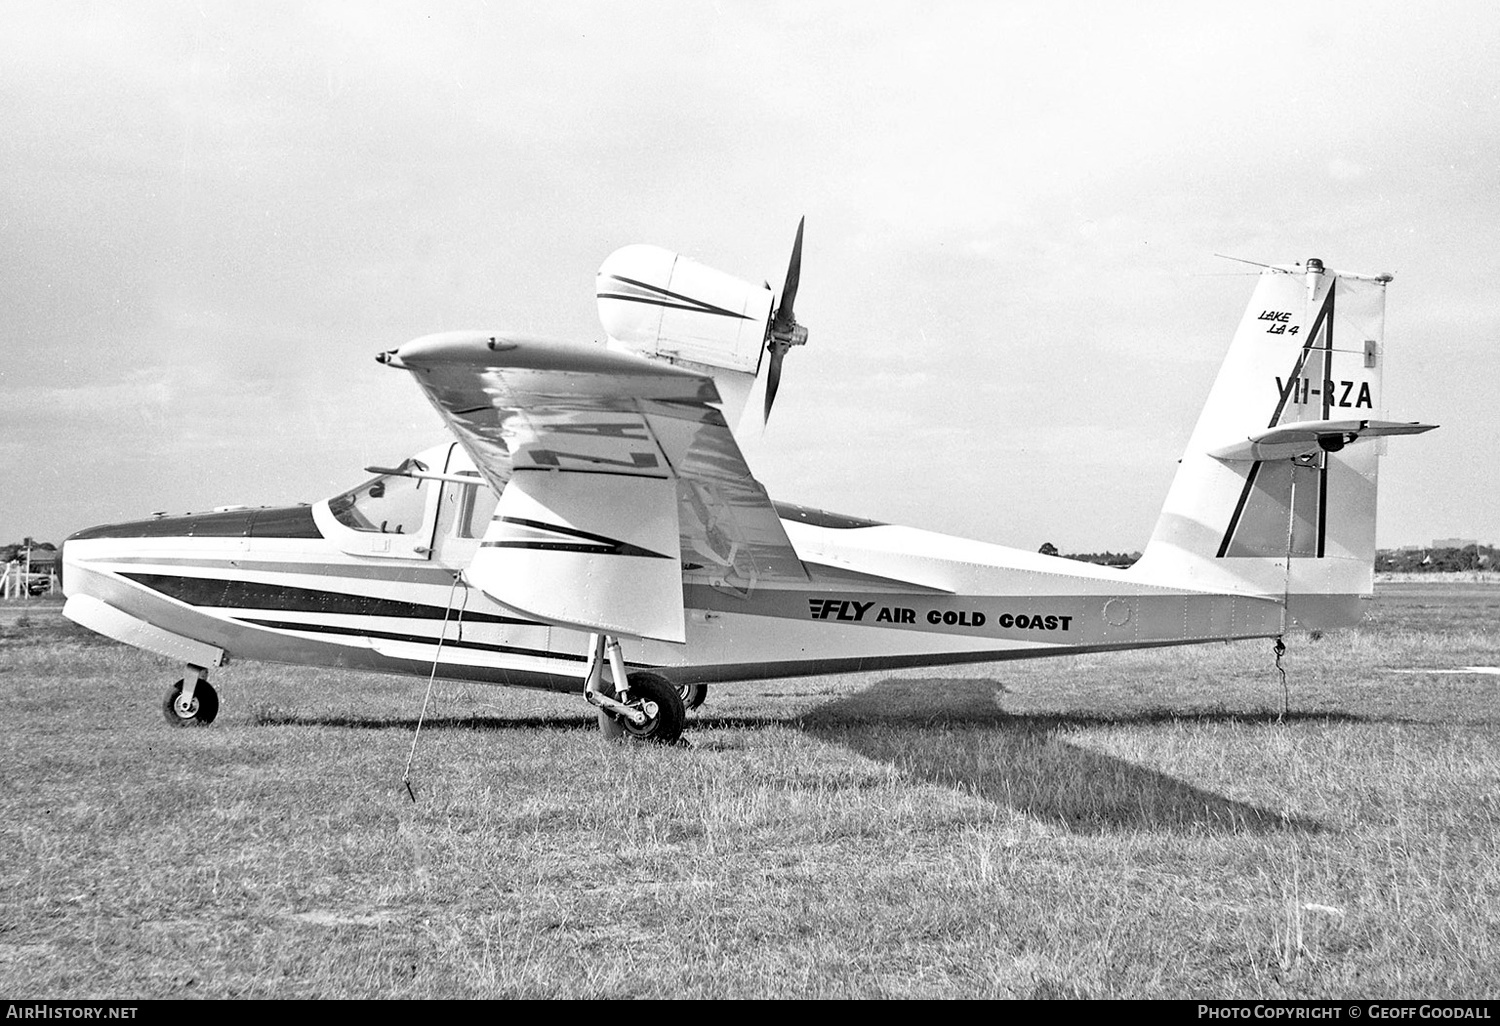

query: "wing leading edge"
left=381, top=331, right=808, bottom=643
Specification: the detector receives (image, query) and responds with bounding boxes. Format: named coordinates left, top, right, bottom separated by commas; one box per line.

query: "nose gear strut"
left=583, top=633, right=686, bottom=744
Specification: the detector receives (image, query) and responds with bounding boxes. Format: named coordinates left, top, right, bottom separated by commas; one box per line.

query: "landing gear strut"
left=583, top=634, right=685, bottom=744
left=163, top=665, right=218, bottom=726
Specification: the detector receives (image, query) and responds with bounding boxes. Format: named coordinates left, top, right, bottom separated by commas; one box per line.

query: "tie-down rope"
left=403, top=570, right=469, bottom=802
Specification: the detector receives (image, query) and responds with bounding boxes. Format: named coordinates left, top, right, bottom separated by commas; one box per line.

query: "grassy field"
left=1, top=582, right=1496, bottom=999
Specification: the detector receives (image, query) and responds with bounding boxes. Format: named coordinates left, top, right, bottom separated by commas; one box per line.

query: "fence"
left=0, top=559, right=58, bottom=599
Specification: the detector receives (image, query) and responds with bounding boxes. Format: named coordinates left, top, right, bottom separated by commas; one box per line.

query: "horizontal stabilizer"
left=1210, top=419, right=1437, bottom=462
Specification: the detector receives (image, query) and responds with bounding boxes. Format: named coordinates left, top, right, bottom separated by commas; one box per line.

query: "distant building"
left=1433, top=538, right=1477, bottom=550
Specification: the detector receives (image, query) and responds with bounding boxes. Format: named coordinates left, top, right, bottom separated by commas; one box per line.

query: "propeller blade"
left=763, top=344, right=785, bottom=422
left=771, top=216, right=804, bottom=333
left=763, top=216, right=806, bottom=424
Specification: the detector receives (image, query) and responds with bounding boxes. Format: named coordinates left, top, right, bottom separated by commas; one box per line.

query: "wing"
left=381, top=331, right=808, bottom=642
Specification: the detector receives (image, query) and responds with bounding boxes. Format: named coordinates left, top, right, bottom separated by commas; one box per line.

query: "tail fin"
left=1133, top=260, right=1436, bottom=629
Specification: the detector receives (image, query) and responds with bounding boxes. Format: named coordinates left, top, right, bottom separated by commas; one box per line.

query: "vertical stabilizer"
left=1132, top=262, right=1415, bottom=629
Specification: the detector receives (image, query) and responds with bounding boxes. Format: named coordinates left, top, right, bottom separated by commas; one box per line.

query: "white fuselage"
left=62, top=466, right=1291, bottom=694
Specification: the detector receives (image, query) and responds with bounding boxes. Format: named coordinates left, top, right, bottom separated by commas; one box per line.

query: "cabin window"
left=328, top=474, right=429, bottom=535
left=454, top=478, right=499, bottom=540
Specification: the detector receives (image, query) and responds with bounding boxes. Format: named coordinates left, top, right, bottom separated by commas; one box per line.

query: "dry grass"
left=0, top=584, right=1496, bottom=998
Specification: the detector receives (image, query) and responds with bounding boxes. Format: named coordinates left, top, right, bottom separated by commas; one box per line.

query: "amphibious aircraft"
left=61, top=226, right=1435, bottom=743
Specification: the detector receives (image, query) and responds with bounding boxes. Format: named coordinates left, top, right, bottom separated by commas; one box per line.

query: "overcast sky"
left=3, top=1, right=1495, bottom=551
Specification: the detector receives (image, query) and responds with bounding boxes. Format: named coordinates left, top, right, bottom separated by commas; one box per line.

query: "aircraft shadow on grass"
left=251, top=709, right=591, bottom=731
left=258, top=675, right=1325, bottom=835
left=791, top=677, right=1326, bottom=836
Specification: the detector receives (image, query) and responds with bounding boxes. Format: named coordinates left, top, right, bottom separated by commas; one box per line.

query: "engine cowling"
left=596, top=244, right=773, bottom=374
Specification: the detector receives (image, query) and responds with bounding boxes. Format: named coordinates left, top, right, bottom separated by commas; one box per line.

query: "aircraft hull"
left=61, top=504, right=1304, bottom=694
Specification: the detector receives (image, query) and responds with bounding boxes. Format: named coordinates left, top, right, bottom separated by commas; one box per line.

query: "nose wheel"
left=583, top=636, right=686, bottom=744
left=611, top=671, right=686, bottom=744
left=162, top=671, right=219, bottom=726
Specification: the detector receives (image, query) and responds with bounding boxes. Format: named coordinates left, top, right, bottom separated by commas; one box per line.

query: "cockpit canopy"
left=314, top=442, right=496, bottom=560
left=329, top=472, right=429, bottom=536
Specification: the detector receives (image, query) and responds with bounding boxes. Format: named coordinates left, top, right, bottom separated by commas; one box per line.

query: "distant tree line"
left=1, top=538, right=57, bottom=563
left=1061, top=550, right=1141, bottom=567
left=1377, top=544, right=1494, bottom=573
left=1037, top=542, right=1498, bottom=573
left=1039, top=542, right=1140, bottom=567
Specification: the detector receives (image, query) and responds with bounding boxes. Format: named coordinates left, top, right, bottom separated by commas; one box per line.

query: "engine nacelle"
left=597, top=244, right=773, bottom=374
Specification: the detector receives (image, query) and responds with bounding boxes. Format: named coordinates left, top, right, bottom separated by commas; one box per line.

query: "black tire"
left=615, top=671, right=685, bottom=744
left=162, top=678, right=219, bottom=727
left=677, top=681, right=708, bottom=711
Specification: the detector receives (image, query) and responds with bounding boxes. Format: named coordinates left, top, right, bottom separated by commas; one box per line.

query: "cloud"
left=1328, top=159, right=1368, bottom=182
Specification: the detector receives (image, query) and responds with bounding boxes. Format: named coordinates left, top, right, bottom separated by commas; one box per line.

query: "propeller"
left=763, top=217, right=809, bottom=422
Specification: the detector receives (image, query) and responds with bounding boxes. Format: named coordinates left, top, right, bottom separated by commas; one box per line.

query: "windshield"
left=327, top=473, right=429, bottom=534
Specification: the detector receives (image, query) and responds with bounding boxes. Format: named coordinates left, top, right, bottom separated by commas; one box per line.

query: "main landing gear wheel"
left=677, top=682, right=708, bottom=711
left=162, top=678, right=219, bottom=727
left=602, top=671, right=685, bottom=745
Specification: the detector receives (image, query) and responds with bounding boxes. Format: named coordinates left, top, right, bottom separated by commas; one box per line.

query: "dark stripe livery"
left=69, top=505, right=322, bottom=542
left=240, top=618, right=583, bottom=663
left=119, top=573, right=541, bottom=626
left=1217, top=281, right=1336, bottom=558
left=480, top=516, right=673, bottom=559
left=597, top=274, right=755, bottom=321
